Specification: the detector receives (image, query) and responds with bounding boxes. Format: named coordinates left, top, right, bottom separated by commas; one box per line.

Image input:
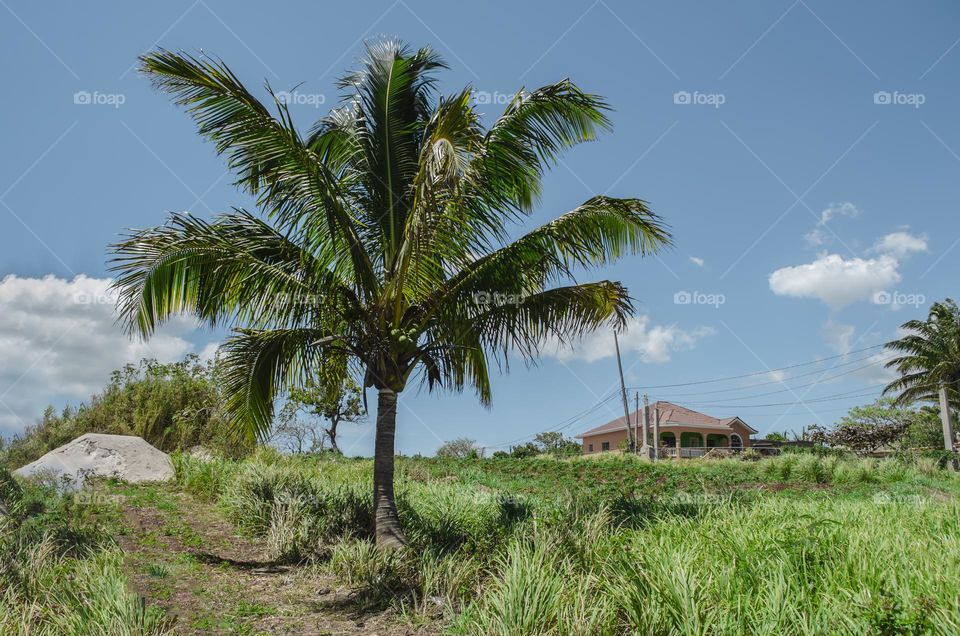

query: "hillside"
left=4, top=451, right=959, bottom=634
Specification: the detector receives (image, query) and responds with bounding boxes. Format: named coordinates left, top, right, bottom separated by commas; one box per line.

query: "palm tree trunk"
left=373, top=388, right=407, bottom=547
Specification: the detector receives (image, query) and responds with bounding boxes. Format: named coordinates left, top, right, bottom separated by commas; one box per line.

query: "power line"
left=484, top=346, right=890, bottom=450
left=651, top=358, right=893, bottom=404
left=679, top=385, right=886, bottom=409
left=628, top=351, right=889, bottom=398
left=486, top=391, right=620, bottom=449
left=624, top=344, right=885, bottom=390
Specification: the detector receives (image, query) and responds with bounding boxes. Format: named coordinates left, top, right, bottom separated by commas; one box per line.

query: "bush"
left=2, top=355, right=254, bottom=470
left=436, top=438, right=484, bottom=459
left=0, top=472, right=170, bottom=634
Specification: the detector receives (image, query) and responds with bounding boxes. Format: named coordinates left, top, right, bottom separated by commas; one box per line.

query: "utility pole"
left=635, top=392, right=641, bottom=453
left=653, top=402, right=660, bottom=460
left=642, top=393, right=650, bottom=457
left=938, top=383, right=956, bottom=469
left=614, top=332, right=634, bottom=453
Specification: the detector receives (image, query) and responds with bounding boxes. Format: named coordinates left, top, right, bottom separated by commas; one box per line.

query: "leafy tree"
left=809, top=398, right=914, bottom=453
left=508, top=442, right=540, bottom=459
left=1, top=355, right=251, bottom=469
left=110, top=42, right=670, bottom=546
left=436, top=438, right=483, bottom=459
left=764, top=432, right=789, bottom=442
left=274, top=372, right=365, bottom=454
left=884, top=299, right=960, bottom=410
left=901, top=406, right=947, bottom=449
left=533, top=431, right=580, bottom=455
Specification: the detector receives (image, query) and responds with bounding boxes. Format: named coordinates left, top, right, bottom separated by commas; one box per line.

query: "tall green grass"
left=172, top=451, right=960, bottom=634
left=0, top=468, right=170, bottom=635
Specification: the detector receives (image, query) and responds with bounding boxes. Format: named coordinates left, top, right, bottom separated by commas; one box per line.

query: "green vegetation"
left=0, top=355, right=252, bottom=470
left=436, top=438, right=485, bottom=459
left=169, top=450, right=960, bottom=634
left=109, top=41, right=670, bottom=546
left=809, top=397, right=945, bottom=453
left=274, top=371, right=365, bottom=454
left=0, top=468, right=170, bottom=635
left=884, top=298, right=960, bottom=410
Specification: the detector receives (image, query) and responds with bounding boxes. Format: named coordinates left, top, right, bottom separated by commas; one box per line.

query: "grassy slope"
left=169, top=451, right=960, bottom=635
left=0, top=471, right=172, bottom=635
left=4, top=453, right=959, bottom=634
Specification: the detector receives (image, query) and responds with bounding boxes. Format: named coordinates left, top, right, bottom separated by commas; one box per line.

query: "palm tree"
left=110, top=41, right=671, bottom=547
left=884, top=299, right=960, bottom=453
left=884, top=299, right=960, bottom=407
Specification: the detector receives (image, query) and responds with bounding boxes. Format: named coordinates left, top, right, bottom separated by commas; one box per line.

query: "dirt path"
left=114, top=486, right=430, bottom=635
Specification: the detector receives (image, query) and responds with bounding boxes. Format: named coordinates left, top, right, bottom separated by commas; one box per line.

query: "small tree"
left=901, top=406, right=948, bottom=449
left=509, top=442, right=540, bottom=458
left=275, top=374, right=365, bottom=454
left=810, top=398, right=913, bottom=453
left=533, top=431, right=581, bottom=456
left=436, top=438, right=483, bottom=458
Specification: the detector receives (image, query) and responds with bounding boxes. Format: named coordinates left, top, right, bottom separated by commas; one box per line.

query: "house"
left=575, top=401, right=757, bottom=457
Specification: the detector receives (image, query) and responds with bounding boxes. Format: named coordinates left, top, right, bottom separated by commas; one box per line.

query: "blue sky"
left=1, top=0, right=958, bottom=456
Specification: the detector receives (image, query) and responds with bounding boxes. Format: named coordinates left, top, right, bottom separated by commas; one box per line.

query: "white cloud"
left=0, top=275, right=213, bottom=436
left=198, top=341, right=221, bottom=363
left=822, top=320, right=855, bottom=355
left=805, top=202, right=860, bottom=246
left=818, top=202, right=860, bottom=225
left=543, top=315, right=715, bottom=364
left=768, top=253, right=901, bottom=309
left=851, top=350, right=898, bottom=384
left=871, top=231, right=928, bottom=258
left=689, top=256, right=705, bottom=267
left=763, top=370, right=787, bottom=383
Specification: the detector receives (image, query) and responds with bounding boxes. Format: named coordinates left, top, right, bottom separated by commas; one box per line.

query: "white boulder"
left=14, top=433, right=174, bottom=490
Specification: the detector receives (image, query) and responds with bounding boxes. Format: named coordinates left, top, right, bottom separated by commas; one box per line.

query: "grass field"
left=4, top=451, right=960, bottom=634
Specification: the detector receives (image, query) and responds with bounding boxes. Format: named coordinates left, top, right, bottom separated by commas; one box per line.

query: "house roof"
left=575, top=401, right=758, bottom=438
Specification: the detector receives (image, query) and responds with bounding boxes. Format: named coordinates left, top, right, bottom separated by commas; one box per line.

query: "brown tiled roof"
left=575, top=401, right=757, bottom=438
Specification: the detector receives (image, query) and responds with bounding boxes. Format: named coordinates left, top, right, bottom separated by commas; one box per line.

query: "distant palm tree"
left=884, top=298, right=960, bottom=412
left=110, top=41, right=671, bottom=546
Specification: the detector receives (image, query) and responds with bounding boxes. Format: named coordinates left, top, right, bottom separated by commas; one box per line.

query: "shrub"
left=436, top=438, right=484, bottom=459
left=2, top=355, right=254, bottom=470
left=1, top=476, right=170, bottom=634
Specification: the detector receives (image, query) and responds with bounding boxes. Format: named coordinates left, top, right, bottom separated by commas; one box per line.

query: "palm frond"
left=109, top=210, right=355, bottom=336
left=219, top=328, right=332, bottom=442
left=421, top=196, right=670, bottom=327
left=883, top=298, right=960, bottom=407
left=478, top=80, right=612, bottom=213
left=139, top=50, right=379, bottom=296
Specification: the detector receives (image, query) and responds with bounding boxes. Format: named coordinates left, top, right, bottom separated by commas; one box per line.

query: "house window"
left=601, top=441, right=610, bottom=451
left=588, top=444, right=594, bottom=452
left=731, top=434, right=743, bottom=449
